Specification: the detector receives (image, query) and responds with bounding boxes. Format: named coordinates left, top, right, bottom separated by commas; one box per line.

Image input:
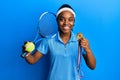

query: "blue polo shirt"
left=37, top=32, right=81, bottom=80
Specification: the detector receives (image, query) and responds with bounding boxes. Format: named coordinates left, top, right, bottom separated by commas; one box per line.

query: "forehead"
left=59, top=11, right=74, bottom=18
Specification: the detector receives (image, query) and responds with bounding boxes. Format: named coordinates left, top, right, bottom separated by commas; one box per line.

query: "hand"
left=22, top=41, right=28, bottom=53
left=77, top=33, right=91, bottom=52
left=21, top=41, right=35, bottom=58
left=80, top=38, right=90, bottom=51
left=22, top=41, right=35, bottom=53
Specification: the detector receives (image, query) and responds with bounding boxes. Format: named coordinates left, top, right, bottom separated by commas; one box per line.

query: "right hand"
left=21, top=41, right=35, bottom=58
left=22, top=41, right=28, bottom=53
left=22, top=41, right=35, bottom=53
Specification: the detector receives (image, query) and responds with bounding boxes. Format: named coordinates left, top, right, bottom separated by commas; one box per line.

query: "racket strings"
left=22, top=12, right=58, bottom=58
left=38, top=12, right=58, bottom=38
left=33, top=12, right=58, bottom=44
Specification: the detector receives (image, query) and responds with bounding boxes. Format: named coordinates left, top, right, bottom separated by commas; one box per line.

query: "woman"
left=23, top=4, right=96, bottom=80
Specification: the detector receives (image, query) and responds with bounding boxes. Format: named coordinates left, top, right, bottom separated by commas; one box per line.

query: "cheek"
left=70, top=22, right=74, bottom=27
left=71, top=22, right=74, bottom=26
left=58, top=22, right=63, bottom=27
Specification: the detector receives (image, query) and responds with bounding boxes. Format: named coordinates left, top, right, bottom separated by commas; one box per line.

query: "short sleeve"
left=36, top=38, right=49, bottom=55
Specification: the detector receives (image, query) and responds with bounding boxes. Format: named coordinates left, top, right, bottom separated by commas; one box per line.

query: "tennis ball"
left=77, top=33, right=83, bottom=40
left=25, top=42, right=35, bottom=53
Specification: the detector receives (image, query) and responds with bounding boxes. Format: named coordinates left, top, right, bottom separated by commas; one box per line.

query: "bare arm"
left=80, top=38, right=96, bottom=70
left=25, top=51, right=44, bottom=64
left=83, top=48, right=96, bottom=70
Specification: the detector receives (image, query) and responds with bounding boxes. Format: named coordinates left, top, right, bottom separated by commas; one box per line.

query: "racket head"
left=38, top=12, right=58, bottom=38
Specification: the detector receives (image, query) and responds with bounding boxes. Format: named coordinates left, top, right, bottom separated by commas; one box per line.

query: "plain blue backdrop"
left=0, top=0, right=120, bottom=80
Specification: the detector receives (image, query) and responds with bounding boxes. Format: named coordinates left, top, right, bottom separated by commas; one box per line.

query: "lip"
left=63, top=26, right=70, bottom=30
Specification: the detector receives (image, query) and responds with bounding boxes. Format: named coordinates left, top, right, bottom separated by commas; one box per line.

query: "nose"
left=63, top=19, right=68, bottom=25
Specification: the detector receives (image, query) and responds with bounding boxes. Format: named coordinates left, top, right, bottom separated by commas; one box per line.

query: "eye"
left=58, top=17, right=65, bottom=22
left=69, top=17, right=74, bottom=22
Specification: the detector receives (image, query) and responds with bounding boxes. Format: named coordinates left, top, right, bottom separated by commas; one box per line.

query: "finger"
left=24, top=41, right=28, bottom=45
left=81, top=39, right=86, bottom=44
left=22, top=45, right=25, bottom=49
left=81, top=39, right=89, bottom=44
left=22, top=41, right=28, bottom=52
left=82, top=38, right=89, bottom=43
left=81, top=42, right=86, bottom=46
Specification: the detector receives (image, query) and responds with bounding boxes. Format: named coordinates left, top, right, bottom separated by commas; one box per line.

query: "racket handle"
left=21, top=52, right=28, bottom=58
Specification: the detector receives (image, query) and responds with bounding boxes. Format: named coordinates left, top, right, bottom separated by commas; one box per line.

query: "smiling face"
left=57, top=11, right=75, bottom=34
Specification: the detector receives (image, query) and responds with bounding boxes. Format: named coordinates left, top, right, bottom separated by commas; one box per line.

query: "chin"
left=63, top=31, right=71, bottom=34
left=60, top=29, right=71, bottom=34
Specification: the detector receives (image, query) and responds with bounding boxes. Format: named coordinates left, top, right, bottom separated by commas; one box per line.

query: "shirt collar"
left=56, top=31, right=77, bottom=43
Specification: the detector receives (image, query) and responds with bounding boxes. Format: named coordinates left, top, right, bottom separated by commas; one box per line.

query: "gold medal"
left=77, top=32, right=83, bottom=40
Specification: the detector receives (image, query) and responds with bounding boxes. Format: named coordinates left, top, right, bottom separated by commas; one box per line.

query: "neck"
left=60, top=32, right=71, bottom=44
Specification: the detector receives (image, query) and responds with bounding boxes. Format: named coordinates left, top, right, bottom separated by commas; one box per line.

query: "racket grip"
left=21, top=52, right=28, bottom=58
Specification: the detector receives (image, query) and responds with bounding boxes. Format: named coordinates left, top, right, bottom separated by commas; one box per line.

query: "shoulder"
left=43, top=33, right=57, bottom=43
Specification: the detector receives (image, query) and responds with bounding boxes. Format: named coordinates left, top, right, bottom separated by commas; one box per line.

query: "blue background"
left=0, top=0, right=120, bottom=80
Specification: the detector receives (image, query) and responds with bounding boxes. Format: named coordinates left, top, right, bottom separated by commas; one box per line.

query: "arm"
left=80, top=38, right=96, bottom=70
left=23, top=39, right=48, bottom=64
left=25, top=51, right=44, bottom=64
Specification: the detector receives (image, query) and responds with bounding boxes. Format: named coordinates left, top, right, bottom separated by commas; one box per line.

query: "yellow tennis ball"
left=25, top=42, right=35, bottom=53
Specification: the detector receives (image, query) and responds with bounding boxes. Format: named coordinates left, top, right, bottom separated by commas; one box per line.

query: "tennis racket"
left=21, top=12, right=58, bottom=58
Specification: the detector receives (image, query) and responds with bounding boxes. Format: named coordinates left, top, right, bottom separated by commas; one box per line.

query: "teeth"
left=63, top=26, right=69, bottom=30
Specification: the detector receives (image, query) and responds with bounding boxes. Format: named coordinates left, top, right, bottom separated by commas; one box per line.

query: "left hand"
left=80, top=38, right=90, bottom=51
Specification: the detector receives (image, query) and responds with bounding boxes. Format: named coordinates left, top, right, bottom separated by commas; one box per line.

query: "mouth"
left=63, top=26, right=70, bottom=31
